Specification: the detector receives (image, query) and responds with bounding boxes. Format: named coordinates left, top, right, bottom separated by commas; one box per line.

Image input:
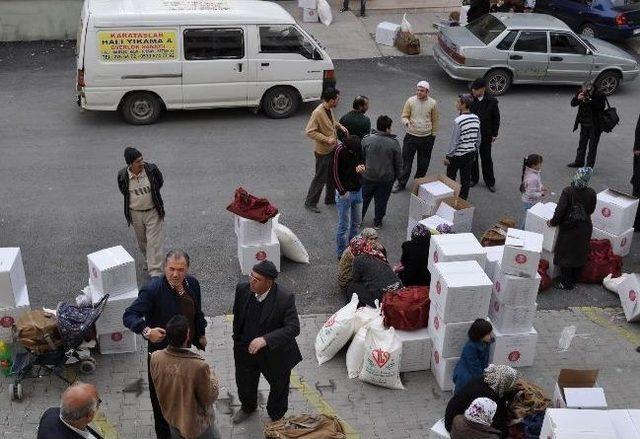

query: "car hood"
left=439, top=26, right=485, bottom=49
left=585, top=36, right=638, bottom=64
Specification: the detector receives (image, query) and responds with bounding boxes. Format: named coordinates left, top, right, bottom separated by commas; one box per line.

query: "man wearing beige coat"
left=304, top=88, right=349, bottom=213
left=151, top=315, right=220, bottom=439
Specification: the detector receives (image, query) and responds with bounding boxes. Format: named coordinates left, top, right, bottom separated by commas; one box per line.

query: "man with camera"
left=567, top=82, right=606, bottom=169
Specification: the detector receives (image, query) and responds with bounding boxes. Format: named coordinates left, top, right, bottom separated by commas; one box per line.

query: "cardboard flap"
left=557, top=369, right=599, bottom=398
left=606, top=188, right=638, bottom=201
left=411, top=174, right=461, bottom=198
left=441, top=196, right=472, bottom=211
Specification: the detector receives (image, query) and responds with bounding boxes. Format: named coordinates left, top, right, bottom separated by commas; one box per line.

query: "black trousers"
left=361, top=179, right=394, bottom=225
left=470, top=138, right=495, bottom=186
left=574, top=125, right=601, bottom=168
left=234, top=346, right=292, bottom=421
left=148, top=351, right=171, bottom=439
left=398, top=134, right=435, bottom=188
left=560, top=266, right=583, bottom=288
left=343, top=0, right=366, bottom=13
left=446, top=152, right=475, bottom=200
left=305, top=151, right=336, bottom=207
left=633, top=155, right=640, bottom=230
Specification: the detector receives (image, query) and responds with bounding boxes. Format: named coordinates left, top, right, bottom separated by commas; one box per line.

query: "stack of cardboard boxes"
left=525, top=201, right=559, bottom=278
left=407, top=175, right=460, bottom=239
left=235, top=215, right=280, bottom=275
left=488, top=229, right=543, bottom=368
left=87, top=245, right=139, bottom=354
left=0, top=248, right=31, bottom=344
left=428, top=234, right=491, bottom=391
left=591, top=189, right=639, bottom=257
left=298, top=0, right=318, bottom=22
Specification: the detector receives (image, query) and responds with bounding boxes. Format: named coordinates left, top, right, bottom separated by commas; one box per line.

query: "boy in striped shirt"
left=444, top=94, right=481, bottom=200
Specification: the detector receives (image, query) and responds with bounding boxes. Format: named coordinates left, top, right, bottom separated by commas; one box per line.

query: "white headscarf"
left=464, top=397, right=497, bottom=426
left=484, top=364, right=518, bottom=397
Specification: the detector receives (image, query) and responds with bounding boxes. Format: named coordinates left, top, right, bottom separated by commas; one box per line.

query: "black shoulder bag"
left=600, top=96, right=619, bottom=133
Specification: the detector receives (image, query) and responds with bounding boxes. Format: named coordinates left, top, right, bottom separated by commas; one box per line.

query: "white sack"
left=317, top=0, right=333, bottom=26
left=346, top=313, right=383, bottom=379
left=359, top=324, right=404, bottom=390
left=401, top=13, right=413, bottom=33
left=353, top=301, right=380, bottom=332
left=315, top=293, right=358, bottom=364
left=273, top=216, right=309, bottom=264
left=603, top=273, right=629, bottom=294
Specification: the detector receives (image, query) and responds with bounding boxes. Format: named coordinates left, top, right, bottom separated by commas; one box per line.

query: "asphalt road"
left=1, top=41, right=638, bottom=316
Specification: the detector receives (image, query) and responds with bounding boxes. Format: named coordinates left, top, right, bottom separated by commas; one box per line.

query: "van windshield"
left=259, top=26, right=317, bottom=59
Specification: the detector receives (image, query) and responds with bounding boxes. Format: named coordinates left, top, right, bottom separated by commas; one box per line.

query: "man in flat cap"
left=117, top=146, right=165, bottom=277
left=231, top=260, right=302, bottom=425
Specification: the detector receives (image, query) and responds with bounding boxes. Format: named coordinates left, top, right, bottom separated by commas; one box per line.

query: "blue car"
left=535, top=0, right=640, bottom=40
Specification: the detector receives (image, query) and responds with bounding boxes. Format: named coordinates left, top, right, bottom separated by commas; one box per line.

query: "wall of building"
left=0, top=0, right=83, bottom=42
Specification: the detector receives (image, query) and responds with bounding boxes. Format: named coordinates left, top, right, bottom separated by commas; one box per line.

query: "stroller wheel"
left=9, top=383, right=23, bottom=401
left=79, top=358, right=97, bottom=375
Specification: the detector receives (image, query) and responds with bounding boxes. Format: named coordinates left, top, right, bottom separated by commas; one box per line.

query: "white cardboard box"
left=629, top=410, right=640, bottom=434
left=436, top=197, right=475, bottom=233
left=552, top=369, right=604, bottom=408
left=375, top=21, right=401, bottom=46
left=0, top=289, right=30, bottom=343
left=302, top=7, right=318, bottom=22
left=484, top=245, right=504, bottom=281
left=418, top=215, right=453, bottom=233
left=0, top=247, right=28, bottom=308
left=428, top=302, right=473, bottom=358
left=541, top=249, right=560, bottom=279
left=564, top=388, right=608, bottom=409
left=409, top=193, right=437, bottom=223
left=98, top=330, right=138, bottom=354
left=540, top=409, right=616, bottom=439
left=609, top=410, right=640, bottom=439
left=431, top=347, right=458, bottom=391
left=429, top=418, right=451, bottom=439
left=592, top=189, right=639, bottom=236
left=430, top=261, right=492, bottom=323
left=428, top=233, right=487, bottom=272
left=298, top=0, right=316, bottom=8
left=406, top=217, right=419, bottom=241
left=618, top=273, right=640, bottom=322
left=592, top=226, right=634, bottom=257
left=235, top=215, right=274, bottom=246
left=87, top=246, right=137, bottom=298
left=419, top=181, right=454, bottom=204
left=501, top=228, right=543, bottom=278
left=488, top=293, right=537, bottom=333
left=489, top=326, right=537, bottom=368
left=93, top=289, right=138, bottom=335
left=525, top=202, right=558, bottom=252
left=238, top=231, right=281, bottom=275
left=492, top=264, right=540, bottom=306
left=395, top=328, right=431, bottom=372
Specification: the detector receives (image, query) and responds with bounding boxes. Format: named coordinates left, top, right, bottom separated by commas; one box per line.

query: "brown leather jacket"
left=150, top=347, right=219, bottom=439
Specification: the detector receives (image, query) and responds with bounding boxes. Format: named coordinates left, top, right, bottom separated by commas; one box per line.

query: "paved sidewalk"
left=2, top=305, right=640, bottom=439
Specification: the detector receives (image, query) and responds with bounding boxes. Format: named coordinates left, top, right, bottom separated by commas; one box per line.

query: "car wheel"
left=579, top=23, right=597, bottom=39
left=485, top=69, right=512, bottom=96
left=120, top=92, right=162, bottom=125
left=595, top=71, right=621, bottom=95
left=262, top=86, right=300, bottom=119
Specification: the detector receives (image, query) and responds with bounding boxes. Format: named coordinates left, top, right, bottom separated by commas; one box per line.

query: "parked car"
left=432, top=13, right=639, bottom=95
left=535, top=0, right=640, bottom=41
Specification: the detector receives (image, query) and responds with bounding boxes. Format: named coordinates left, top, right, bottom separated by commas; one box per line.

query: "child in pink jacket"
left=520, top=154, right=548, bottom=227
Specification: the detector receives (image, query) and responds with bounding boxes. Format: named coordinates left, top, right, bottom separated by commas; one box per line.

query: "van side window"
left=184, top=28, right=244, bottom=60
left=259, top=26, right=315, bottom=59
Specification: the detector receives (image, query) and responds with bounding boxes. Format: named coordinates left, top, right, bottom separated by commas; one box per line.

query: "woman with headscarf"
left=398, top=223, right=431, bottom=286
left=547, top=167, right=597, bottom=290
left=445, top=364, right=518, bottom=438
left=450, top=397, right=502, bottom=439
left=337, top=228, right=385, bottom=293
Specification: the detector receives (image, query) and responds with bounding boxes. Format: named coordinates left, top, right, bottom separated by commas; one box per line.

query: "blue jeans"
left=335, top=189, right=362, bottom=257
left=521, top=201, right=535, bottom=229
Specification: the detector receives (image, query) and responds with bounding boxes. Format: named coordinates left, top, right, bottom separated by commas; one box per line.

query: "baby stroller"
left=9, top=295, right=108, bottom=400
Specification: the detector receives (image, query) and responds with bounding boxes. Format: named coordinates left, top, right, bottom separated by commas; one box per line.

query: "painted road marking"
left=577, top=306, right=640, bottom=345
left=93, top=412, right=119, bottom=439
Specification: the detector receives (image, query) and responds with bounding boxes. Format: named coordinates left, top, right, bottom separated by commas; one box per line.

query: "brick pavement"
left=2, top=306, right=639, bottom=439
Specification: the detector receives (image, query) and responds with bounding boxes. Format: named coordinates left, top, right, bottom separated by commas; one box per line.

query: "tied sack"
left=15, top=310, right=63, bottom=354
left=538, top=259, right=552, bottom=292
left=346, top=313, right=383, bottom=379
left=353, top=301, right=380, bottom=333
left=359, top=324, right=404, bottom=390
left=226, top=187, right=278, bottom=223
left=579, top=239, right=623, bottom=284
left=396, top=31, right=420, bottom=55
left=315, top=294, right=358, bottom=365
left=264, top=414, right=346, bottom=439
left=381, top=286, right=429, bottom=331
left=273, top=215, right=309, bottom=264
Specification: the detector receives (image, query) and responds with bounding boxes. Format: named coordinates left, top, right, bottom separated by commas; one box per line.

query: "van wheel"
left=595, top=70, right=620, bottom=96
left=485, top=69, right=512, bottom=96
left=120, top=92, right=161, bottom=125
left=262, top=87, right=300, bottom=119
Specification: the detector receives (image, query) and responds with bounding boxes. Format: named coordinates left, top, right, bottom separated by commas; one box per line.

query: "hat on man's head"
left=417, top=80, right=430, bottom=90
left=124, top=147, right=142, bottom=165
left=252, top=260, right=278, bottom=279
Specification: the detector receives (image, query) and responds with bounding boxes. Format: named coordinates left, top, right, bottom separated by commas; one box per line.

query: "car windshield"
left=610, top=0, right=640, bottom=6
left=466, top=15, right=507, bottom=45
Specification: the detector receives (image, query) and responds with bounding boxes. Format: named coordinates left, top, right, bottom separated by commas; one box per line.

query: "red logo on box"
left=436, top=281, right=442, bottom=295
left=255, top=250, right=267, bottom=261
left=493, top=301, right=500, bottom=312
left=601, top=207, right=611, bottom=218
left=111, top=332, right=123, bottom=342
left=495, top=281, right=501, bottom=293
left=0, top=316, right=14, bottom=328
left=515, top=254, right=527, bottom=264
left=372, top=348, right=390, bottom=368
left=324, top=314, right=337, bottom=328
left=621, top=237, right=628, bottom=247
left=92, top=267, right=98, bottom=279
left=508, top=350, right=521, bottom=362
left=433, top=251, right=439, bottom=263
left=434, top=316, right=440, bottom=330
left=434, top=350, right=440, bottom=364
left=630, top=290, right=637, bottom=302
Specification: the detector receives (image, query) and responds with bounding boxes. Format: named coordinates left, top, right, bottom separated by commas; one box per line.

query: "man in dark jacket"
left=123, top=250, right=207, bottom=439
left=632, top=114, right=640, bottom=231
left=470, top=78, right=500, bottom=192
left=332, top=135, right=366, bottom=258
left=361, top=115, right=403, bottom=229
left=339, top=96, right=371, bottom=141
left=567, top=82, right=606, bottom=169
left=117, top=147, right=165, bottom=277
left=231, top=261, right=302, bottom=425
left=37, top=382, right=103, bottom=439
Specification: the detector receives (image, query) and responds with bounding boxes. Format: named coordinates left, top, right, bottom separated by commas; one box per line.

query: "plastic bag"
left=557, top=326, right=576, bottom=352
left=317, top=0, right=333, bottom=26
left=603, top=273, right=629, bottom=294
left=315, top=294, right=358, bottom=365
left=358, top=324, right=404, bottom=390
left=273, top=216, right=309, bottom=264
left=401, top=13, right=413, bottom=33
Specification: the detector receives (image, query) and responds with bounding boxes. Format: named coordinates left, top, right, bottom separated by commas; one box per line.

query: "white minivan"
left=76, top=0, right=336, bottom=124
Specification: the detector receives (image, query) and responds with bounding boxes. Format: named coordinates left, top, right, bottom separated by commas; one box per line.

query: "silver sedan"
left=432, top=13, right=640, bottom=95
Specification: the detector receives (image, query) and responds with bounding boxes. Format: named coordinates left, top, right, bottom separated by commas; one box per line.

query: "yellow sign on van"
left=98, top=30, right=177, bottom=62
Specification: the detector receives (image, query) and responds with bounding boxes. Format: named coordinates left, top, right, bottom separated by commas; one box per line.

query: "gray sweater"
left=361, top=130, right=403, bottom=183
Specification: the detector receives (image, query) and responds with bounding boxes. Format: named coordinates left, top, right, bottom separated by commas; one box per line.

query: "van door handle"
left=237, top=63, right=243, bottom=73
left=261, top=62, right=270, bottom=67
left=550, top=56, right=563, bottom=61
left=510, top=54, right=523, bottom=60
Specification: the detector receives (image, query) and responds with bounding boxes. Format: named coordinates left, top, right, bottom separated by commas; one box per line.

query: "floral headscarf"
left=464, top=397, right=497, bottom=427
left=349, top=236, right=387, bottom=262
left=571, top=167, right=593, bottom=189
left=436, top=223, right=454, bottom=234
left=411, top=223, right=431, bottom=242
left=484, top=364, right=518, bottom=397
left=360, top=227, right=379, bottom=240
